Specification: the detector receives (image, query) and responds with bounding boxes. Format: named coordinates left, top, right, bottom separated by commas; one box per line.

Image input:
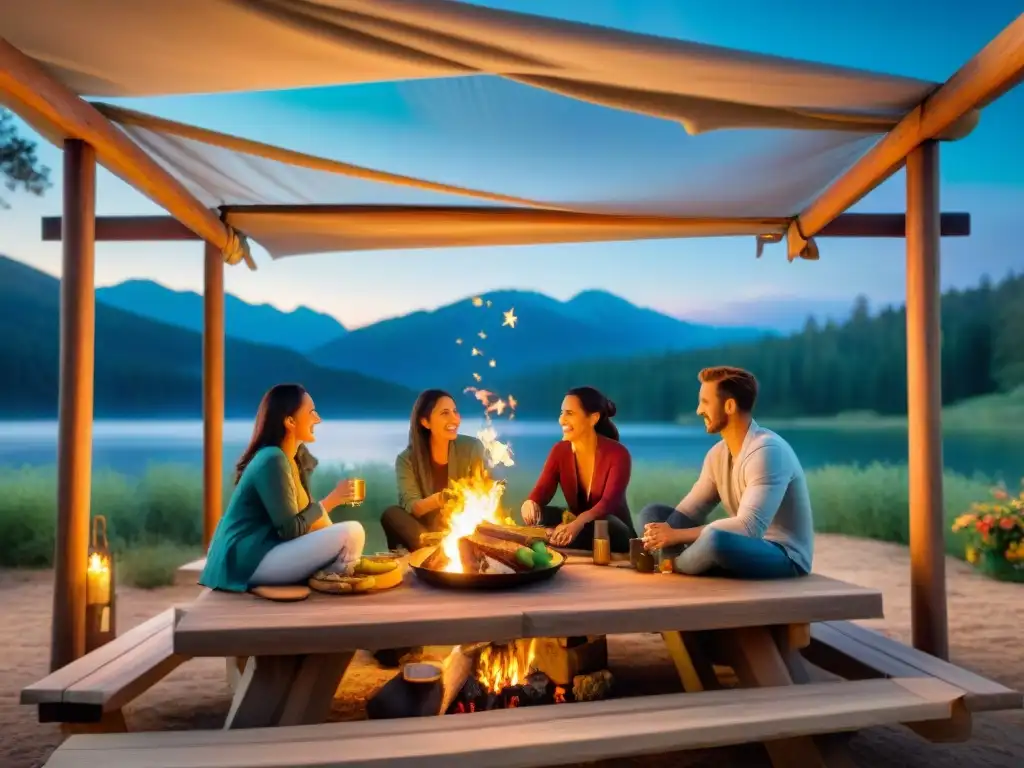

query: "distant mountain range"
left=0, top=257, right=413, bottom=418
left=311, top=288, right=768, bottom=389
left=96, top=280, right=348, bottom=352
left=0, top=260, right=772, bottom=418
left=87, top=280, right=769, bottom=391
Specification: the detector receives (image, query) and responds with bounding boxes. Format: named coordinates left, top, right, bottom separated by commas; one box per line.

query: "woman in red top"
left=521, top=386, right=636, bottom=552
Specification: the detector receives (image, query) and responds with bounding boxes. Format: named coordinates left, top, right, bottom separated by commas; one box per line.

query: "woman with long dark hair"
left=200, top=384, right=366, bottom=592
left=380, top=388, right=486, bottom=551
left=521, top=386, right=636, bottom=552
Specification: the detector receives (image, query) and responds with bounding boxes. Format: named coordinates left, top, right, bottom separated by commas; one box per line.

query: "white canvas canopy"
left=0, top=0, right=982, bottom=261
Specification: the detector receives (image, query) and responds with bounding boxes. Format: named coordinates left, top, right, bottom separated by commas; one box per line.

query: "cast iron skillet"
left=409, top=544, right=565, bottom=590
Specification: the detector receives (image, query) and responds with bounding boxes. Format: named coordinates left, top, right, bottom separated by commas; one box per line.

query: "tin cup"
left=349, top=478, right=366, bottom=507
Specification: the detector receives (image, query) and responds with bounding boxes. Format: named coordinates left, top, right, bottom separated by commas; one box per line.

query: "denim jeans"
left=538, top=505, right=636, bottom=553
left=638, top=503, right=802, bottom=579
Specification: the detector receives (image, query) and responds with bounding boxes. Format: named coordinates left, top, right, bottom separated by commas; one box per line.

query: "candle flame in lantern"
left=87, top=552, right=108, bottom=573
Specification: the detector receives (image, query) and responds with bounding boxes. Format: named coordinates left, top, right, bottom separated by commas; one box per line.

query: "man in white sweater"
left=640, top=366, right=814, bottom=578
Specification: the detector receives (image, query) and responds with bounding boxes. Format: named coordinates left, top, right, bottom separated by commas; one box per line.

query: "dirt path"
left=2, top=534, right=1021, bottom=767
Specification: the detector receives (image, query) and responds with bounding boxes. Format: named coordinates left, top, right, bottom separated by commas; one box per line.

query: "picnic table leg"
left=720, top=626, right=852, bottom=768
left=224, top=655, right=302, bottom=729
left=661, top=631, right=718, bottom=692
left=277, top=653, right=354, bottom=726
left=224, top=652, right=354, bottom=729
left=772, top=624, right=812, bottom=684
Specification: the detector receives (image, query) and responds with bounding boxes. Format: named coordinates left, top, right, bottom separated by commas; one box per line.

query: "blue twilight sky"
left=1, top=0, right=1022, bottom=331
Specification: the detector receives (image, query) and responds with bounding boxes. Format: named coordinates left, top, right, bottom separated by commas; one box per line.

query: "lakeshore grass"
left=0, top=461, right=998, bottom=587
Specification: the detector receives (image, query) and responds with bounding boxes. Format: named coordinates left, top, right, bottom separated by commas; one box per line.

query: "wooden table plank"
left=174, top=569, right=882, bottom=659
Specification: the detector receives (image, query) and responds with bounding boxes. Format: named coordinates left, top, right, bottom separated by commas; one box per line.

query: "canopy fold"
left=1, top=0, right=977, bottom=137
left=222, top=206, right=787, bottom=256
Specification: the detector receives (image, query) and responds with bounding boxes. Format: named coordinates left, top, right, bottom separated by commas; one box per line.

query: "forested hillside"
left=502, top=273, right=1024, bottom=422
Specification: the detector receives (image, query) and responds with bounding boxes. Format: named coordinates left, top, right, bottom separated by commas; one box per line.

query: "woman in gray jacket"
left=380, top=388, right=485, bottom=552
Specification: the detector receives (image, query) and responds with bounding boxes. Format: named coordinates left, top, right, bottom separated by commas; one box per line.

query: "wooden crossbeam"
left=41, top=211, right=971, bottom=243
left=0, top=38, right=233, bottom=258
left=792, top=13, right=1024, bottom=245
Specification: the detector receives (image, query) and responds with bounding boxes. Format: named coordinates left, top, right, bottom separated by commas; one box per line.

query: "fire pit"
left=409, top=536, right=565, bottom=590
left=409, top=461, right=566, bottom=590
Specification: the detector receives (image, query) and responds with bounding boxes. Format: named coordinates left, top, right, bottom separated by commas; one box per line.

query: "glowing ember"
left=476, top=641, right=537, bottom=693
left=431, top=293, right=522, bottom=575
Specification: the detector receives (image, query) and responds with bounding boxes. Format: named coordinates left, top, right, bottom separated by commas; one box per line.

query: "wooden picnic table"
left=172, top=556, right=884, bottom=765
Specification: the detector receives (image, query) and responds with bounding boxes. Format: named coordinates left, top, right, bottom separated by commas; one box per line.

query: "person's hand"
left=642, top=522, right=676, bottom=551
left=521, top=500, right=541, bottom=526
left=550, top=519, right=583, bottom=547
left=327, top=478, right=359, bottom=508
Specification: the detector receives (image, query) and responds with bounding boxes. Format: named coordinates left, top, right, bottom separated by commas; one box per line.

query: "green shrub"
left=116, top=542, right=201, bottom=589
left=0, top=460, right=998, bottom=579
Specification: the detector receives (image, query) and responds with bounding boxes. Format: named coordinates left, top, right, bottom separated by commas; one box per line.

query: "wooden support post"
left=203, top=242, right=225, bottom=551
left=905, top=140, right=948, bottom=661
left=51, top=139, right=96, bottom=672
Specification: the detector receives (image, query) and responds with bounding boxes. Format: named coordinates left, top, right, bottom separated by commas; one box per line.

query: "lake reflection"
left=0, top=419, right=1020, bottom=482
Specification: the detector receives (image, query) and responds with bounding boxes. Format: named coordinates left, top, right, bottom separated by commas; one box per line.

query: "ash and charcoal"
left=448, top=671, right=565, bottom=713
left=448, top=669, right=613, bottom=714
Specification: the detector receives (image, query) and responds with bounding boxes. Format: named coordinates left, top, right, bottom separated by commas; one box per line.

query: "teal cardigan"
left=395, top=434, right=485, bottom=514
left=200, top=446, right=323, bottom=592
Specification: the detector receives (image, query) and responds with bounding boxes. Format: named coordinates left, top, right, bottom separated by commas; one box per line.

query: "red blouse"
left=527, top=435, right=633, bottom=528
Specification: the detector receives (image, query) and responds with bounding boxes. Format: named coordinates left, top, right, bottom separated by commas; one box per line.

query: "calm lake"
left=0, top=419, right=1021, bottom=482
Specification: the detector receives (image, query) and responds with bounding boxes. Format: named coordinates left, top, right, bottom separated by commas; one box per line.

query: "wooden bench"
left=43, top=677, right=965, bottom=767
left=21, top=608, right=188, bottom=733
left=803, top=620, right=1022, bottom=718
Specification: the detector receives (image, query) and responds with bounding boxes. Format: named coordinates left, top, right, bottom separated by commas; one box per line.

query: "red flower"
left=999, top=517, right=1015, bottom=531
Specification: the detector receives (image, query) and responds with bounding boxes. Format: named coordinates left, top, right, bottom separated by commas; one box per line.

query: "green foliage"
left=0, top=461, right=998, bottom=588
left=118, top=543, right=201, bottom=590
left=0, top=108, right=51, bottom=208
left=503, top=273, right=1024, bottom=422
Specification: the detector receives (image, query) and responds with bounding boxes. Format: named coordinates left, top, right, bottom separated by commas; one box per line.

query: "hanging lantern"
left=85, top=515, right=116, bottom=652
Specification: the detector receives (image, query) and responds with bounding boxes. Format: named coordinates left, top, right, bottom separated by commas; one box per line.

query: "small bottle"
left=659, top=551, right=675, bottom=574
left=592, top=520, right=611, bottom=566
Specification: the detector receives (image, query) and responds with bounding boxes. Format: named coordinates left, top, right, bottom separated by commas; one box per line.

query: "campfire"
left=443, top=638, right=613, bottom=715
left=415, top=428, right=561, bottom=580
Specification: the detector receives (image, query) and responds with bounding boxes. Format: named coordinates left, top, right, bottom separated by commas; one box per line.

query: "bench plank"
left=808, top=621, right=1022, bottom=713
left=64, top=624, right=186, bottom=709
left=45, top=678, right=962, bottom=768
left=21, top=609, right=177, bottom=706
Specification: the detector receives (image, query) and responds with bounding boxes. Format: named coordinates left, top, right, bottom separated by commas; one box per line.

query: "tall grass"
left=0, top=461, right=996, bottom=586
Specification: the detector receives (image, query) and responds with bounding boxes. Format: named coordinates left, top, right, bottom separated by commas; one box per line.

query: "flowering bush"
left=952, top=482, right=1024, bottom=582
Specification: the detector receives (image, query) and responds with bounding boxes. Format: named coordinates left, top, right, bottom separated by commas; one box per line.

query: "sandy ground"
left=2, top=534, right=1022, bottom=768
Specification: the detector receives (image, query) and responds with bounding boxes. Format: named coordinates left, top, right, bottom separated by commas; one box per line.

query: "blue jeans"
left=638, top=503, right=802, bottom=579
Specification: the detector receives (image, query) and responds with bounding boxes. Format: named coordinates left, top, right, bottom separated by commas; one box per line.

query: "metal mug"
left=349, top=478, right=366, bottom=506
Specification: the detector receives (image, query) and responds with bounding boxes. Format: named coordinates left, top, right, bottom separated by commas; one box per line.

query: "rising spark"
left=502, top=308, right=518, bottom=328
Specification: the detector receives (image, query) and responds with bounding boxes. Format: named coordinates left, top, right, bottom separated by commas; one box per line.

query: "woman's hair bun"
left=605, top=399, right=617, bottom=419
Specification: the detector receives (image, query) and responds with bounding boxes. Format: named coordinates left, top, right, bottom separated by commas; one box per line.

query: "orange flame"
left=476, top=640, right=537, bottom=693
left=439, top=465, right=507, bottom=573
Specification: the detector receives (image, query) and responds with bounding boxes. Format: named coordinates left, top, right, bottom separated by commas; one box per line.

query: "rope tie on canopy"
left=785, top=218, right=820, bottom=262
left=220, top=217, right=256, bottom=270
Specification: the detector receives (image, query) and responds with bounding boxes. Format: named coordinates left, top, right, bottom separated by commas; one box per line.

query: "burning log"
left=421, top=545, right=449, bottom=571
left=457, top=537, right=485, bottom=574
left=451, top=533, right=531, bottom=573
left=475, top=522, right=549, bottom=547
